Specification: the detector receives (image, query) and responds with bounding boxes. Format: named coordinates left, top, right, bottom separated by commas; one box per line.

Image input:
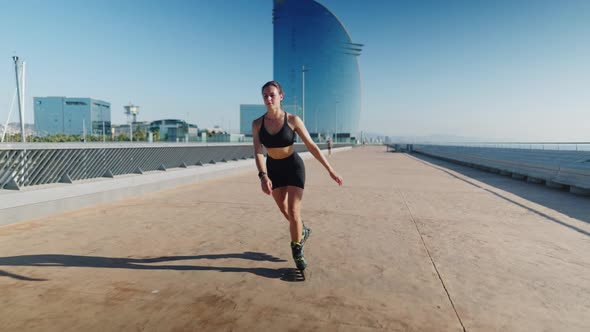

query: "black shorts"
left=266, top=152, right=306, bottom=189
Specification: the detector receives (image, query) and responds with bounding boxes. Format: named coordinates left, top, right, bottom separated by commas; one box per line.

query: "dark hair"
left=261, top=80, right=284, bottom=95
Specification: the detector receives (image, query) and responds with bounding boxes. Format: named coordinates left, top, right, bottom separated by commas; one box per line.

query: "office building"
left=34, top=97, right=111, bottom=137
left=149, top=119, right=199, bottom=142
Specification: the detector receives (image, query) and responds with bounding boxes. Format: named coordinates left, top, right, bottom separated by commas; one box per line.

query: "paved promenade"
left=1, top=146, right=589, bottom=331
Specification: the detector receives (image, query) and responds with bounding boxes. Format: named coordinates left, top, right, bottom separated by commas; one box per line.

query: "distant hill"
left=395, top=134, right=490, bottom=143
left=361, top=131, right=491, bottom=144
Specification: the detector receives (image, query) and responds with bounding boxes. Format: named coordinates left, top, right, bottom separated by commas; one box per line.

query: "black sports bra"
left=259, top=112, right=296, bottom=148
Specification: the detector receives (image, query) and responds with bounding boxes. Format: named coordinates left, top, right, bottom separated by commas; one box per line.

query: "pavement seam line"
left=398, top=189, right=468, bottom=332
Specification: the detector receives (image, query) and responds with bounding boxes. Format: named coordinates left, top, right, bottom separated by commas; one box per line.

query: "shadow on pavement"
left=0, top=251, right=295, bottom=281
left=407, top=153, right=590, bottom=236
left=0, top=269, right=47, bottom=281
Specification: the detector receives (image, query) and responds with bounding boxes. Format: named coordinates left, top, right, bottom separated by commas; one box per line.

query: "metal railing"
left=407, top=143, right=590, bottom=193
left=0, top=142, right=347, bottom=190
left=411, top=142, right=590, bottom=151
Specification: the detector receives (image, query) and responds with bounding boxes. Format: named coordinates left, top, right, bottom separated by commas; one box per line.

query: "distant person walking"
left=252, top=80, right=343, bottom=272
left=327, top=137, right=333, bottom=156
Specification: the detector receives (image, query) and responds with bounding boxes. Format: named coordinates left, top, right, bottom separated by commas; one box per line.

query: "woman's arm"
left=292, top=115, right=343, bottom=186
left=252, top=118, right=273, bottom=194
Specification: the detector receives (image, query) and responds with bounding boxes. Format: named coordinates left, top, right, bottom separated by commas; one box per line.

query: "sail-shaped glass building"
left=273, top=0, right=362, bottom=141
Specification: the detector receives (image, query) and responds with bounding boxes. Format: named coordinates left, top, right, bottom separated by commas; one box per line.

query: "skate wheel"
left=280, top=268, right=309, bottom=282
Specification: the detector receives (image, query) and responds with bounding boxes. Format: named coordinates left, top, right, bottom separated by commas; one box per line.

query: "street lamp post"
left=334, top=101, right=340, bottom=142
left=302, top=65, right=307, bottom=126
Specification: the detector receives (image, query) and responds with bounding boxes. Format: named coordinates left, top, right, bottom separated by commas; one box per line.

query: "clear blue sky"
left=2, top=0, right=589, bottom=141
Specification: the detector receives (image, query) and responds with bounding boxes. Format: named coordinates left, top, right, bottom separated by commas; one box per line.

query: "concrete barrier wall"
left=0, top=146, right=353, bottom=225
left=411, top=145, right=590, bottom=195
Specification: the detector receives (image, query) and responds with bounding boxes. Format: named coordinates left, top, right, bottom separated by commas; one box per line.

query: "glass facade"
left=91, top=100, right=111, bottom=137
left=34, top=97, right=111, bottom=136
left=273, top=0, right=362, bottom=141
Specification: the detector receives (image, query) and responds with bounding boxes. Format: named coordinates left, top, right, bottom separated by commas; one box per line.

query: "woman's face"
left=262, top=86, right=283, bottom=109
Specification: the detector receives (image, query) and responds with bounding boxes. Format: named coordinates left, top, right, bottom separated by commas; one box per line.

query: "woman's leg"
left=271, top=187, right=290, bottom=221
left=272, top=186, right=304, bottom=242
left=286, top=186, right=304, bottom=243
left=285, top=185, right=307, bottom=270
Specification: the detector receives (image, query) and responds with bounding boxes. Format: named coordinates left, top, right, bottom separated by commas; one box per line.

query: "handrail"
left=0, top=142, right=350, bottom=190
left=389, top=142, right=590, bottom=152
left=410, top=144, right=590, bottom=194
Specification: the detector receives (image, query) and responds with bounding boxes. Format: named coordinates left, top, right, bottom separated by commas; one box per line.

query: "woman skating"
left=252, top=81, right=343, bottom=271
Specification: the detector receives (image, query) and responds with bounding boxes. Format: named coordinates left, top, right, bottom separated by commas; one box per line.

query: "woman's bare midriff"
left=266, top=145, right=295, bottom=159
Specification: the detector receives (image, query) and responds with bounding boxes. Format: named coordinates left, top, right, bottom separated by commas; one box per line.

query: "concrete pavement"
left=1, top=146, right=589, bottom=331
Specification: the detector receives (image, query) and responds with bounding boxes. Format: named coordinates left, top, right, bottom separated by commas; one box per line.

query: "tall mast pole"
left=13, top=56, right=26, bottom=143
